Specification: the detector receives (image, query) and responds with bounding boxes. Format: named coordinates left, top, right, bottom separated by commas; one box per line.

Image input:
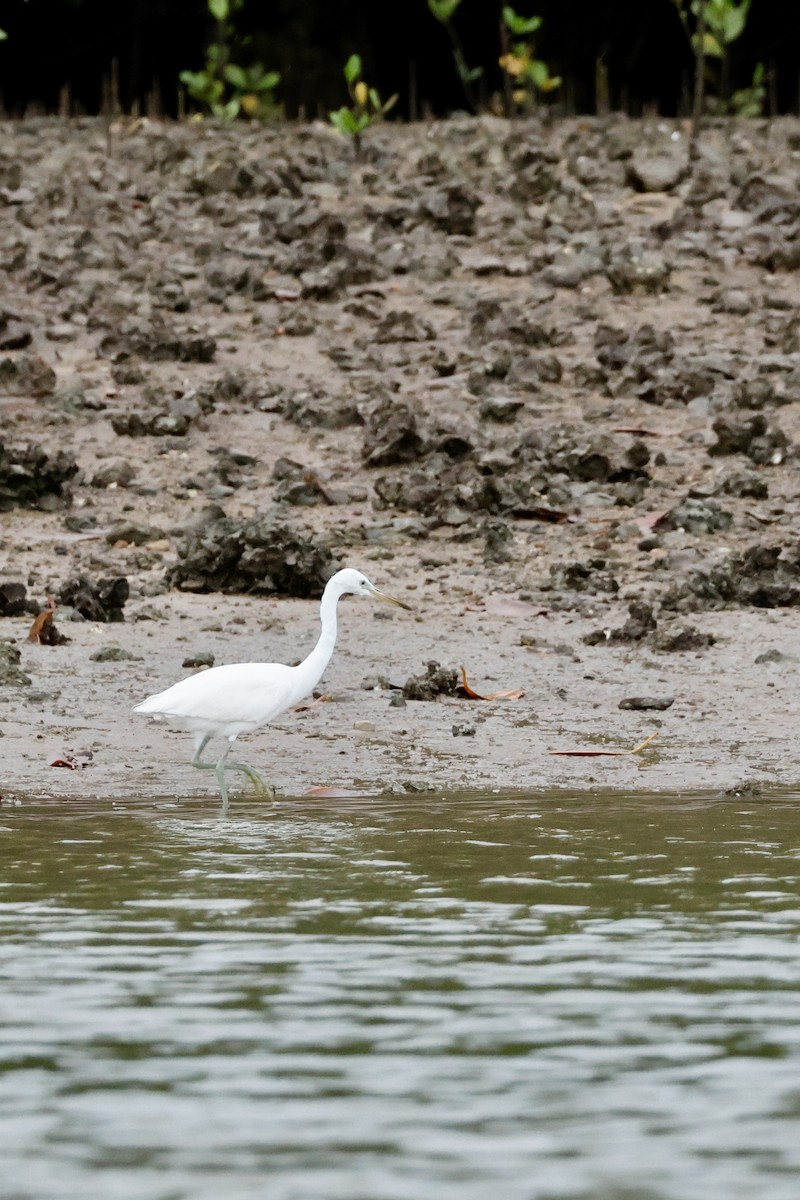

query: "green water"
left=1, top=791, right=800, bottom=1200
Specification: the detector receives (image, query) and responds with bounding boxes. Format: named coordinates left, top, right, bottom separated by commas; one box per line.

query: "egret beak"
left=368, top=584, right=413, bottom=611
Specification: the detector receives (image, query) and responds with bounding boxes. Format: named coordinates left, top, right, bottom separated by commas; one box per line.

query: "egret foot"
left=191, top=738, right=273, bottom=801
left=227, top=761, right=274, bottom=797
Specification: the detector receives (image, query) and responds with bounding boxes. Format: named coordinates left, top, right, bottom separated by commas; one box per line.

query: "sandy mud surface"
left=1, top=113, right=800, bottom=801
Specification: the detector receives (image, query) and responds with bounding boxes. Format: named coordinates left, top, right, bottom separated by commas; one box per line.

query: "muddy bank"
left=1, top=114, right=800, bottom=799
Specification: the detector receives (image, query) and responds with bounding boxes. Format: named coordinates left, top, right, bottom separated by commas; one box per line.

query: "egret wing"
left=134, top=662, right=296, bottom=729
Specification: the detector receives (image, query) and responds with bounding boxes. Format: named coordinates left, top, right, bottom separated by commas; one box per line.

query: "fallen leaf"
left=549, top=731, right=659, bottom=757
left=457, top=666, right=524, bottom=701
left=611, top=427, right=662, bottom=437
left=50, top=750, right=94, bottom=770
left=27, top=596, right=68, bottom=645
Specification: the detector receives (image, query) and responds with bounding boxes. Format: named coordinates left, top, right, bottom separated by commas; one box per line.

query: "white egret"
left=133, top=568, right=411, bottom=802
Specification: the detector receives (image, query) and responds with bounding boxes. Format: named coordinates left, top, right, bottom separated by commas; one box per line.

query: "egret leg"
left=192, top=735, right=273, bottom=800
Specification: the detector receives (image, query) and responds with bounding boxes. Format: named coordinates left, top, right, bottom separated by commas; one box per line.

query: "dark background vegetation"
left=0, top=0, right=798, bottom=118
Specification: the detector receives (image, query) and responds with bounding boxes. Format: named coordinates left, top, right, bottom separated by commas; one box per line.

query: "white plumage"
left=133, top=567, right=410, bottom=803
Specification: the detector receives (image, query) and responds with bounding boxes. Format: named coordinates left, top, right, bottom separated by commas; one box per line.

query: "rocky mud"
left=1, top=113, right=800, bottom=800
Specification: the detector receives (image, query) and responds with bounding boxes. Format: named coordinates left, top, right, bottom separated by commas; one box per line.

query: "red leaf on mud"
left=27, top=596, right=68, bottom=645
left=457, top=666, right=524, bottom=701
left=50, top=750, right=94, bottom=770
left=549, top=731, right=658, bottom=758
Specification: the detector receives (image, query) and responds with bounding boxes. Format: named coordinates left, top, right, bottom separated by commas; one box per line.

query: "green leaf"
left=0, top=27, right=7, bottom=41
left=223, top=63, right=248, bottom=89
left=368, top=87, right=381, bottom=111
left=214, top=97, right=240, bottom=121
left=329, top=107, right=359, bottom=136
left=503, top=6, right=542, bottom=35
left=255, top=71, right=281, bottom=91
left=428, top=0, right=461, bottom=21
left=344, top=54, right=362, bottom=85
left=528, top=59, right=551, bottom=89
left=208, top=0, right=229, bottom=21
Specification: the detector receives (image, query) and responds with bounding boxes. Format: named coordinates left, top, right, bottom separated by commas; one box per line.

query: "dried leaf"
left=50, top=750, right=94, bottom=770
left=457, top=666, right=524, bottom=701
left=27, top=596, right=68, bottom=645
left=549, top=731, right=659, bottom=758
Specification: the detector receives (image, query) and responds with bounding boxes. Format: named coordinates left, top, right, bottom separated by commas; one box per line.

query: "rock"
left=0, top=353, right=56, bottom=395
left=111, top=395, right=201, bottom=437
left=619, top=695, right=675, bottom=711
left=91, top=460, right=136, bottom=489
left=105, top=520, right=165, bottom=546
left=0, top=440, right=78, bottom=510
left=718, top=470, right=768, bottom=500
left=627, top=142, right=689, bottom=193
left=0, top=320, right=32, bottom=350
left=550, top=559, right=619, bottom=595
left=0, top=582, right=34, bottom=617
left=374, top=311, right=435, bottom=343
left=362, top=400, right=424, bottom=467
left=420, top=184, right=479, bottom=236
left=480, top=396, right=524, bottom=423
left=0, top=641, right=31, bottom=687
left=660, top=543, right=800, bottom=612
left=58, top=576, right=130, bottom=622
left=402, top=661, right=458, bottom=701
left=709, top=415, right=789, bottom=465
left=612, top=601, right=657, bottom=642
left=388, top=693, right=407, bottom=708
left=606, top=243, right=671, bottom=294
left=169, top=514, right=332, bottom=597
left=98, top=317, right=216, bottom=364
left=663, top=498, right=732, bottom=535
left=90, top=646, right=137, bottom=662
left=652, top=626, right=715, bottom=652
left=452, top=722, right=476, bottom=736
left=181, top=650, right=216, bottom=668
left=754, top=648, right=791, bottom=664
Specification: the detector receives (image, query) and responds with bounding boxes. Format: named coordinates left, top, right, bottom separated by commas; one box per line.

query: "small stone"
left=618, top=696, right=675, bottom=711
left=91, top=460, right=136, bottom=489
left=452, top=722, right=476, bottom=737
left=389, top=693, right=407, bottom=708
left=90, top=646, right=136, bottom=662
left=353, top=720, right=376, bottom=732
left=754, top=648, right=791, bottom=664
left=182, top=651, right=215, bottom=668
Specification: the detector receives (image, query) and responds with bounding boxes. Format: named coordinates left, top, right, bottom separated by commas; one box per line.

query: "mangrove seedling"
left=329, top=54, right=398, bottom=158
left=675, top=0, right=760, bottom=116
left=499, top=7, right=561, bottom=111
left=427, top=0, right=483, bottom=113
left=180, top=0, right=280, bottom=121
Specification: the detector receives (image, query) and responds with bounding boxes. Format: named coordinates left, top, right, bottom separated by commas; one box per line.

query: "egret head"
left=329, top=568, right=412, bottom=610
